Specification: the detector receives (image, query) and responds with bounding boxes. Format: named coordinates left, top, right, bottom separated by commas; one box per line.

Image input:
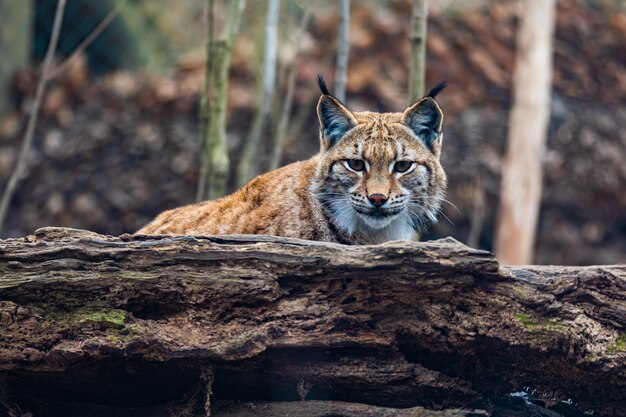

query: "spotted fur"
left=137, top=83, right=447, bottom=244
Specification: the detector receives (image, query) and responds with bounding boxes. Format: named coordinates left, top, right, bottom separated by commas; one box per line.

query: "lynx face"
left=311, top=83, right=447, bottom=242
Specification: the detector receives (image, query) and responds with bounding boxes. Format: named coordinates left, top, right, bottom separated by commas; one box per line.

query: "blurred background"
left=0, top=0, right=624, bottom=265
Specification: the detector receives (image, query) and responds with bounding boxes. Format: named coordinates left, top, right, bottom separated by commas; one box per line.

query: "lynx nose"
left=368, top=193, right=388, bottom=208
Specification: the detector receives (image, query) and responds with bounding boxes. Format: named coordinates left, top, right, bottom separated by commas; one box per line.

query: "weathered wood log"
left=0, top=227, right=624, bottom=416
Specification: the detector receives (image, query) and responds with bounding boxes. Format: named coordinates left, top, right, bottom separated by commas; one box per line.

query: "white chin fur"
left=357, top=212, right=396, bottom=229
left=356, top=211, right=416, bottom=243
left=326, top=198, right=415, bottom=242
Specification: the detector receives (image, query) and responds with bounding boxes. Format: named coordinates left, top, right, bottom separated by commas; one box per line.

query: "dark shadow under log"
left=212, top=400, right=486, bottom=417
left=0, top=228, right=624, bottom=416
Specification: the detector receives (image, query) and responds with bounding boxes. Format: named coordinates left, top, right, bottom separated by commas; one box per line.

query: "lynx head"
left=311, top=76, right=448, bottom=243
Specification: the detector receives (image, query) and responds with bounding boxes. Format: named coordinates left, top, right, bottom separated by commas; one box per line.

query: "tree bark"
left=495, top=0, right=556, bottom=264
left=408, top=0, right=427, bottom=102
left=0, top=227, right=624, bottom=416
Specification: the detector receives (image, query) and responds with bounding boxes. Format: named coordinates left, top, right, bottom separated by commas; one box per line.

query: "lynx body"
left=137, top=79, right=448, bottom=244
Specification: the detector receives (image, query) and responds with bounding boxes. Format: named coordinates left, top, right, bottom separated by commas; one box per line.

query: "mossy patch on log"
left=515, top=313, right=567, bottom=334
left=78, top=309, right=127, bottom=328
left=608, top=334, right=626, bottom=353
left=41, top=305, right=130, bottom=330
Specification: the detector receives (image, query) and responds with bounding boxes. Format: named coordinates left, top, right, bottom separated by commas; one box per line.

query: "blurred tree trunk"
left=408, top=0, right=427, bottom=102
left=196, top=0, right=246, bottom=201
left=495, top=0, right=556, bottom=264
left=0, top=0, right=32, bottom=118
left=408, top=0, right=428, bottom=241
left=268, top=7, right=311, bottom=171
left=196, top=0, right=216, bottom=202
left=334, top=0, right=350, bottom=102
left=236, top=0, right=280, bottom=188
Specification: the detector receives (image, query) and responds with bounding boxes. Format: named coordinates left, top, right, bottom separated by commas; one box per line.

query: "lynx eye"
left=394, top=161, right=414, bottom=173
left=345, top=159, right=366, bottom=172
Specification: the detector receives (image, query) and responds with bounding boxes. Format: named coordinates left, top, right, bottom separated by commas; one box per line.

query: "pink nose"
left=368, top=193, right=388, bottom=208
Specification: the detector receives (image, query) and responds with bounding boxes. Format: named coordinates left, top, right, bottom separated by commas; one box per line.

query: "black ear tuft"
left=426, top=81, right=447, bottom=99
left=317, top=74, right=331, bottom=96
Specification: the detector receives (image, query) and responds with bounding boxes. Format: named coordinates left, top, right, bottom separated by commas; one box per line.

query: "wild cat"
left=137, top=77, right=447, bottom=244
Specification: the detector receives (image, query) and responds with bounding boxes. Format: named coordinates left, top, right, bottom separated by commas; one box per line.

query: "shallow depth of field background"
left=0, top=0, right=624, bottom=265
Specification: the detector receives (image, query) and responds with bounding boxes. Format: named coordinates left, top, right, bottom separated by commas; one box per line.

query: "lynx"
left=137, top=77, right=447, bottom=244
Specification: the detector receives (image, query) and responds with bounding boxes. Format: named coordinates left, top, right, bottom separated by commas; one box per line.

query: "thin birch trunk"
left=268, top=8, right=311, bottom=171
left=495, top=0, right=556, bottom=264
left=408, top=0, right=427, bottom=102
left=408, top=0, right=428, bottom=243
left=334, top=0, right=350, bottom=102
left=0, top=0, right=67, bottom=235
left=198, top=0, right=246, bottom=200
left=196, top=0, right=216, bottom=201
left=236, top=0, right=280, bottom=187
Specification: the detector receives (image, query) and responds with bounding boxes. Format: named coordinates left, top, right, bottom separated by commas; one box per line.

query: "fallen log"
left=0, top=227, right=624, bottom=416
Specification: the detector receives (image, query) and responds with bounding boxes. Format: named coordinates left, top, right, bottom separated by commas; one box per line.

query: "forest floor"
left=0, top=0, right=624, bottom=265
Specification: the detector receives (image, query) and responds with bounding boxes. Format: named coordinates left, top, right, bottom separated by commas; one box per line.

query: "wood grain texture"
left=0, top=227, right=624, bottom=416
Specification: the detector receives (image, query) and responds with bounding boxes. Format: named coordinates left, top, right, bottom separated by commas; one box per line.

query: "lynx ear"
left=401, top=97, right=443, bottom=154
left=317, top=95, right=357, bottom=150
